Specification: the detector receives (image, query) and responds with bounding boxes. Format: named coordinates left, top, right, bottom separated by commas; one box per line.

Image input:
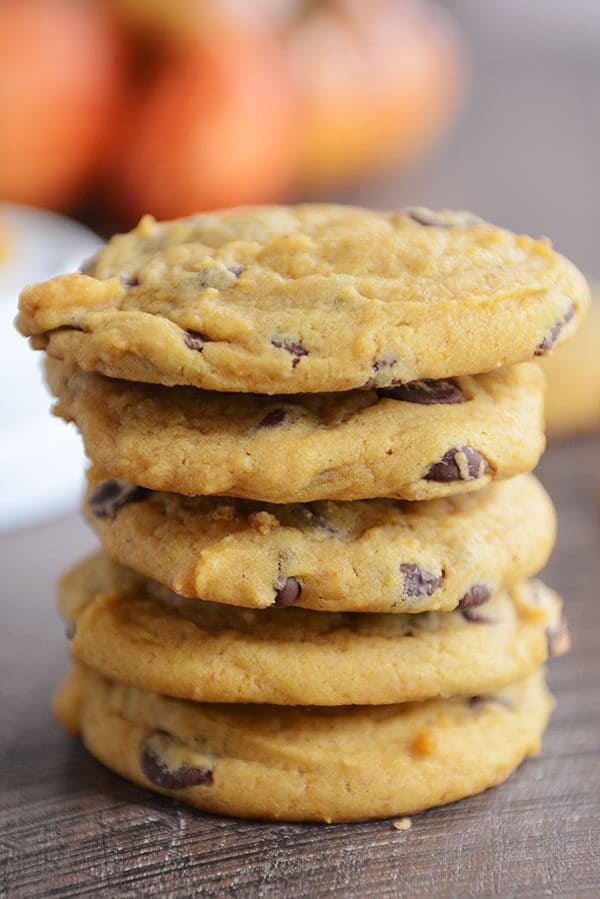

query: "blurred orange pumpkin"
left=115, top=33, right=298, bottom=221
left=0, top=0, right=466, bottom=222
left=108, top=0, right=296, bottom=40
left=287, top=0, right=465, bottom=188
left=111, top=0, right=464, bottom=219
left=0, top=0, right=125, bottom=210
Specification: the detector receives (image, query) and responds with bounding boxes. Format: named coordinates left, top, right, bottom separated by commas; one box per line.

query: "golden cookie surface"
left=55, top=664, right=553, bottom=822
left=18, top=204, right=589, bottom=394
left=59, top=554, right=568, bottom=706
left=49, top=359, right=546, bottom=502
left=82, top=472, right=555, bottom=613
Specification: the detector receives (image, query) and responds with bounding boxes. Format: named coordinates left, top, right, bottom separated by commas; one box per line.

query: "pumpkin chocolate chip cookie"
left=82, top=471, right=555, bottom=613
left=17, top=204, right=589, bottom=394
left=59, top=553, right=568, bottom=706
left=49, top=359, right=546, bottom=502
left=542, top=297, right=600, bottom=438
left=54, top=663, right=554, bottom=822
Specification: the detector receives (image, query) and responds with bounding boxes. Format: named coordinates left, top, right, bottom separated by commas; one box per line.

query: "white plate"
left=0, top=204, right=102, bottom=533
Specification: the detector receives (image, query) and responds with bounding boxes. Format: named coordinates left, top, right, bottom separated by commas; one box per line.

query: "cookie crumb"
left=249, top=510, right=279, bottom=533
left=392, top=817, right=412, bottom=831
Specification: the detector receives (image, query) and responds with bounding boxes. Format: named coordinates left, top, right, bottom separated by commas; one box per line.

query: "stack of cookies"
left=17, top=205, right=588, bottom=822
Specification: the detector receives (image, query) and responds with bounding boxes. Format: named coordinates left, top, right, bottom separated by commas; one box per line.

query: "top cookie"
left=17, top=204, right=589, bottom=394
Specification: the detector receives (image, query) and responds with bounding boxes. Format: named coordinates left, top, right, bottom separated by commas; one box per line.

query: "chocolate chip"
left=259, top=408, right=290, bottom=428
left=65, top=621, right=76, bottom=640
left=458, top=584, right=493, bottom=610
left=377, top=379, right=465, bottom=405
left=424, top=446, right=490, bottom=482
left=534, top=306, right=574, bottom=355
left=400, top=563, right=443, bottom=597
left=183, top=330, right=209, bottom=352
left=546, top=620, right=570, bottom=657
left=88, top=479, right=150, bottom=519
left=405, top=208, right=482, bottom=227
left=193, top=266, right=240, bottom=290
left=119, top=275, right=140, bottom=288
left=468, top=695, right=487, bottom=708
left=273, top=576, right=302, bottom=606
left=469, top=694, right=510, bottom=709
left=308, top=513, right=335, bottom=533
left=271, top=339, right=308, bottom=368
left=78, top=254, right=98, bottom=275
left=406, top=208, right=454, bottom=226
left=372, top=355, right=397, bottom=373
left=300, top=506, right=337, bottom=535
left=141, top=734, right=213, bottom=790
left=461, top=609, right=494, bottom=623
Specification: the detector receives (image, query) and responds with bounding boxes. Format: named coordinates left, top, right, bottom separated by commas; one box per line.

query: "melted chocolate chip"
left=377, top=379, right=465, bottom=405
left=546, top=620, right=570, bottom=657
left=88, top=479, right=150, bottom=519
left=141, top=735, right=213, bottom=789
left=461, top=609, right=494, bottom=623
left=273, top=576, right=302, bottom=606
left=183, top=330, right=209, bottom=352
left=259, top=408, right=290, bottom=428
left=424, top=447, right=490, bottom=482
left=534, top=306, right=574, bottom=355
left=119, top=275, right=140, bottom=288
left=271, top=339, right=308, bottom=368
left=458, top=585, right=493, bottom=611
left=400, top=563, right=443, bottom=597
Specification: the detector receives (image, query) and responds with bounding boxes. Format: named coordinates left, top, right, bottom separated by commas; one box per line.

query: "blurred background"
left=1, top=0, right=599, bottom=530
left=0, top=0, right=466, bottom=230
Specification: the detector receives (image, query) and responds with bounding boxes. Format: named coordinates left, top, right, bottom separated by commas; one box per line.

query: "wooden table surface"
left=1, top=439, right=599, bottom=898
left=3, top=3, right=600, bottom=897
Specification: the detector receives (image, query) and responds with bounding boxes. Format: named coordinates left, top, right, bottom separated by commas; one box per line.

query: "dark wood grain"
left=1, top=438, right=599, bottom=899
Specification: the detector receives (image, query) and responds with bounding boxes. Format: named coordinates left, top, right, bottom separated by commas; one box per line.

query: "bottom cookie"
left=54, top=664, right=552, bottom=823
